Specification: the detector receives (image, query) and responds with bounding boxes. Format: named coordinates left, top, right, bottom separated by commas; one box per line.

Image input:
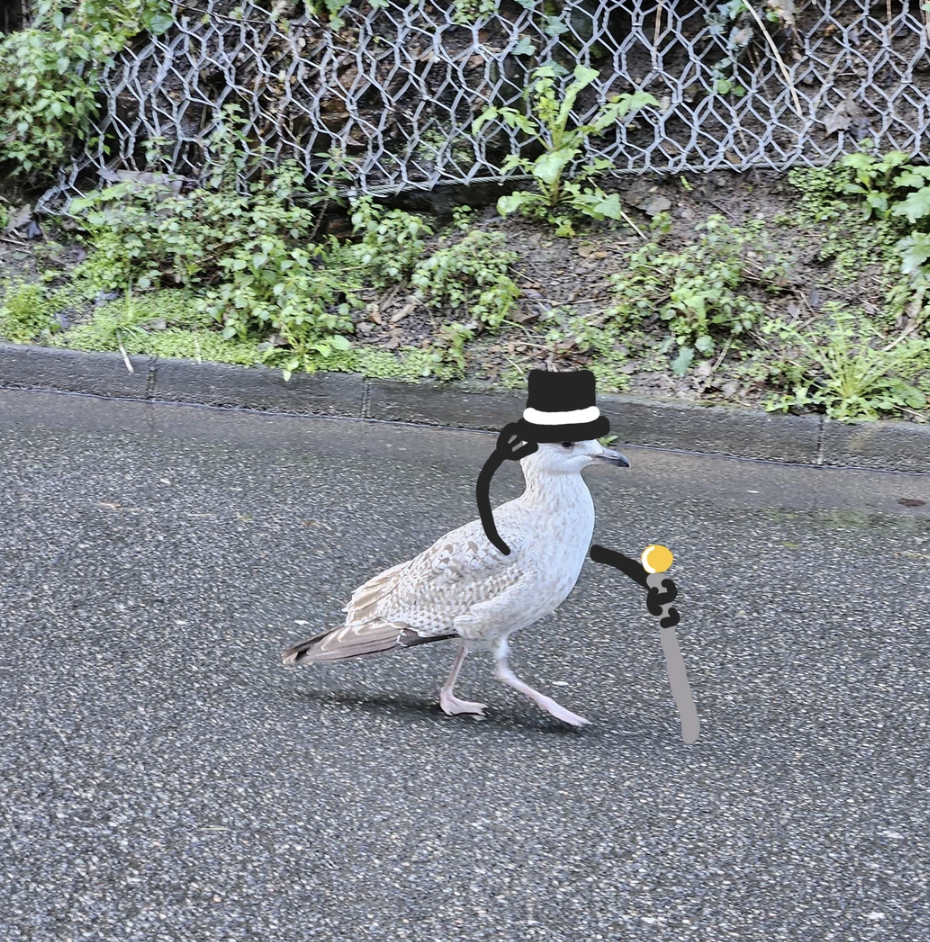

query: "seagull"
left=282, top=439, right=629, bottom=726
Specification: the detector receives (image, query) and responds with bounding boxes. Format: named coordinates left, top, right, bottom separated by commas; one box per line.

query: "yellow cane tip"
left=641, top=544, right=674, bottom=574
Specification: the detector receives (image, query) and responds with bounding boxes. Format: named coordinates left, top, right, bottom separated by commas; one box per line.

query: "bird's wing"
left=342, top=517, right=527, bottom=637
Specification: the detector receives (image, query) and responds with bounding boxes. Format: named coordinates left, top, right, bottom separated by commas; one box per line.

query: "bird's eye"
left=561, top=441, right=573, bottom=449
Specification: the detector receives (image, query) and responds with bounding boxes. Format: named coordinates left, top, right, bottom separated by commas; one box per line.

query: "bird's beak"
left=595, top=445, right=630, bottom=468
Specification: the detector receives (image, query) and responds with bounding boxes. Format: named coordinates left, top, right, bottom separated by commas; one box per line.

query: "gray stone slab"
left=4, top=343, right=927, bottom=473
left=367, top=377, right=524, bottom=431
left=0, top=342, right=151, bottom=399
left=151, top=356, right=365, bottom=417
left=600, top=394, right=824, bottom=465
left=821, top=417, right=930, bottom=473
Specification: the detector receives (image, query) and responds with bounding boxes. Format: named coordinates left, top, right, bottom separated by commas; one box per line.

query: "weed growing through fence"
left=304, top=0, right=496, bottom=30
left=473, top=64, right=657, bottom=237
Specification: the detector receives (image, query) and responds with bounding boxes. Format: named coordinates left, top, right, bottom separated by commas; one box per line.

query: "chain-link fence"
left=36, top=0, right=930, bottom=213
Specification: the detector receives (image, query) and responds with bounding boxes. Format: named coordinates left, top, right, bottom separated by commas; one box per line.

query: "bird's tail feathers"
left=282, top=621, right=455, bottom=666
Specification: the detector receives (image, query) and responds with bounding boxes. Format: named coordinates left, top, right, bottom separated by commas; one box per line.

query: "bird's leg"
left=439, top=645, right=487, bottom=717
left=493, top=640, right=590, bottom=728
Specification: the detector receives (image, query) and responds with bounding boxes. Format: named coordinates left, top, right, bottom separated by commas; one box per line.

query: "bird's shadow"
left=289, top=686, right=600, bottom=737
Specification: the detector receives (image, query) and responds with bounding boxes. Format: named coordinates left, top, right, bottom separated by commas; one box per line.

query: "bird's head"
left=521, top=439, right=630, bottom=476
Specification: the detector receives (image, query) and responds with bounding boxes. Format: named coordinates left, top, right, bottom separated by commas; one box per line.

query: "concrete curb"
left=1, top=342, right=928, bottom=473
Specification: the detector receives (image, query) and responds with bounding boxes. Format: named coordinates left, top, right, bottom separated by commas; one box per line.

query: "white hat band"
left=523, top=405, right=601, bottom=426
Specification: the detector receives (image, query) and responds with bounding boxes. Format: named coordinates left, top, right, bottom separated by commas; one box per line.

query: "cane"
left=642, top=545, right=700, bottom=745
left=590, top=543, right=700, bottom=744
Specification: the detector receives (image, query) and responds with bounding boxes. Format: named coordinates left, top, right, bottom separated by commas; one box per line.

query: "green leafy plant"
left=828, top=146, right=930, bottom=324
left=411, top=226, right=520, bottom=329
left=66, top=107, right=428, bottom=379
left=838, top=149, right=916, bottom=220
left=305, top=0, right=353, bottom=29
left=764, top=304, right=928, bottom=422
left=608, top=215, right=791, bottom=375
left=705, top=0, right=751, bottom=99
left=344, top=196, right=433, bottom=287
left=65, top=112, right=476, bottom=380
left=898, top=233, right=930, bottom=276
left=427, top=322, right=476, bottom=378
left=473, top=64, right=656, bottom=236
left=0, top=282, right=59, bottom=342
left=0, top=0, right=172, bottom=181
left=72, top=282, right=153, bottom=367
left=450, top=0, right=498, bottom=25
left=834, top=148, right=930, bottom=272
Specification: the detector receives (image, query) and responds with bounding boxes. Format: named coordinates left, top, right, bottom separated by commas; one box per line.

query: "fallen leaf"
left=3, top=203, right=32, bottom=233
left=765, top=0, right=796, bottom=30
left=391, top=302, right=416, bottom=323
left=642, top=195, right=672, bottom=216
left=730, top=25, right=753, bottom=48
left=823, top=98, right=863, bottom=135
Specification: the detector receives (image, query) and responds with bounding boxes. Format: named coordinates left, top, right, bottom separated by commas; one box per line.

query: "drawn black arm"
left=590, top=544, right=680, bottom=628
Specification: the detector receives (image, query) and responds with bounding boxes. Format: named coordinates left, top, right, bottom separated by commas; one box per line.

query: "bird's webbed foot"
left=535, top=696, right=591, bottom=728
left=439, top=690, right=487, bottom=717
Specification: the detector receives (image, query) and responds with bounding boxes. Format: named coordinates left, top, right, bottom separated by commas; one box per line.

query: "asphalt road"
left=1, top=387, right=928, bottom=942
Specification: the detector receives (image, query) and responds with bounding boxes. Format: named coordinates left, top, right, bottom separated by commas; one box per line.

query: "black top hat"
left=513, top=369, right=610, bottom=444
left=477, top=370, right=611, bottom=555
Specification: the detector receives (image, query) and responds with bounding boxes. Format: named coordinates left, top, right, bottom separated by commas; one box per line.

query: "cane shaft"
left=647, top=572, right=700, bottom=744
